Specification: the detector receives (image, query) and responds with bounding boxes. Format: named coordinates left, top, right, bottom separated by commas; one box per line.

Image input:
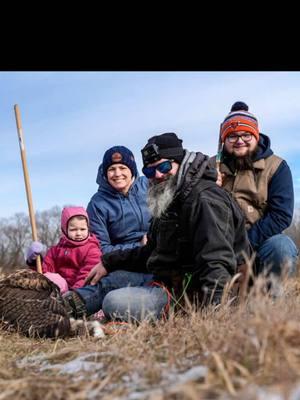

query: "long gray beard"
left=147, top=175, right=177, bottom=219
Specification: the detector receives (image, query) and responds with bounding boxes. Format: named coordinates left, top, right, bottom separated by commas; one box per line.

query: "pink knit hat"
left=61, top=206, right=89, bottom=244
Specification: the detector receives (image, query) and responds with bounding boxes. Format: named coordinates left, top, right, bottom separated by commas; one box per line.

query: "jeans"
left=75, top=270, right=154, bottom=315
left=256, top=234, right=299, bottom=277
left=102, top=286, right=168, bottom=322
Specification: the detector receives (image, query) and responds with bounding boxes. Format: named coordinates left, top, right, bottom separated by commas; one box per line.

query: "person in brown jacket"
left=211, top=101, right=298, bottom=279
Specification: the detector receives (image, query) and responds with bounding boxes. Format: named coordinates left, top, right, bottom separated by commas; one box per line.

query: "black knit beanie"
left=141, top=132, right=184, bottom=166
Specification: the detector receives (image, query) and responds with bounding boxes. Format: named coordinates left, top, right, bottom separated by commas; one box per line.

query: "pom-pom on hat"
left=102, top=146, right=137, bottom=178
left=220, top=101, right=259, bottom=142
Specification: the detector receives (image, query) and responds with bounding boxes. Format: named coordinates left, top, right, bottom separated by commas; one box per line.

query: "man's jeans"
left=256, top=234, right=299, bottom=277
left=102, top=285, right=168, bottom=322
left=75, top=270, right=157, bottom=315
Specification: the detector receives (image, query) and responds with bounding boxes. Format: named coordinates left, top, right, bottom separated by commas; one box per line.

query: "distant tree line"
left=0, top=206, right=61, bottom=272
left=0, top=205, right=299, bottom=273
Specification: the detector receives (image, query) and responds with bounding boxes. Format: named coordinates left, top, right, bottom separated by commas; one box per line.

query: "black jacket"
left=102, top=151, right=250, bottom=304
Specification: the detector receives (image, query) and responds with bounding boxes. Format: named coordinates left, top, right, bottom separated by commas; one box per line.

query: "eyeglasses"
left=142, top=160, right=174, bottom=178
left=227, top=133, right=253, bottom=143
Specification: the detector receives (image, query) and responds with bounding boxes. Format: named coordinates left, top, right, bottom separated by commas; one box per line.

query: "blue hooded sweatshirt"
left=86, top=165, right=151, bottom=254
left=246, top=133, right=294, bottom=249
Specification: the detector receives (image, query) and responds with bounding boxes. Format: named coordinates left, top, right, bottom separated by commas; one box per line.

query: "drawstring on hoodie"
left=119, top=193, right=126, bottom=231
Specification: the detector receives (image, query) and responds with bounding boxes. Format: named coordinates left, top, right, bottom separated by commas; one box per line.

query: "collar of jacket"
left=176, top=150, right=216, bottom=202
left=59, top=234, right=91, bottom=247
left=220, top=158, right=267, bottom=176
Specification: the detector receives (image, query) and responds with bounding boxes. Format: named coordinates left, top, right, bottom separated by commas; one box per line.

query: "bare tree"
left=36, top=206, right=61, bottom=248
left=0, top=213, right=31, bottom=271
left=0, top=206, right=62, bottom=272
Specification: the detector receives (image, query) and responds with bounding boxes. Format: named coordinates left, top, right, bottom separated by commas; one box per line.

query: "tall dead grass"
left=1, top=273, right=300, bottom=399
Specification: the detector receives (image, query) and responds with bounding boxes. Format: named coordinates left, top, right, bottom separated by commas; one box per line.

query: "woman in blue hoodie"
left=67, top=146, right=156, bottom=317
left=87, top=145, right=151, bottom=254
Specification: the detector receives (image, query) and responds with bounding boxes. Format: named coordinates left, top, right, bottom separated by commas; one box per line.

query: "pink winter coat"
left=42, top=207, right=102, bottom=290
left=42, top=234, right=101, bottom=289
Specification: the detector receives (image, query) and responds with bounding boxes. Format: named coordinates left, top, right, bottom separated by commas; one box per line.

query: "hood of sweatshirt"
left=60, top=206, right=90, bottom=246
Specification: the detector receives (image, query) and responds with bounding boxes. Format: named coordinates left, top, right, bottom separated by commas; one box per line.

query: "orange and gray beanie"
left=220, top=101, right=259, bottom=143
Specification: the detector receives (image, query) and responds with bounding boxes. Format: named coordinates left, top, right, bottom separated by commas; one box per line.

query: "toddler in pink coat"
left=26, top=206, right=102, bottom=294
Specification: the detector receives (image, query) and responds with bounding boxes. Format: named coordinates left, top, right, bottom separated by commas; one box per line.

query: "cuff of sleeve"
left=102, top=255, right=113, bottom=272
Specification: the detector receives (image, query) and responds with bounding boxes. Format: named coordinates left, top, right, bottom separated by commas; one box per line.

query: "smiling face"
left=224, top=131, right=258, bottom=158
left=67, top=216, right=88, bottom=241
left=107, top=163, right=133, bottom=194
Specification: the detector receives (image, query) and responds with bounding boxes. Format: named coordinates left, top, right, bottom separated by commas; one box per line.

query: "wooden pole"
left=14, top=105, right=42, bottom=273
left=216, top=123, right=223, bottom=173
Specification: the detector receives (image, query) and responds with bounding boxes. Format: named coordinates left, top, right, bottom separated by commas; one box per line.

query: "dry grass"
left=2, top=274, right=300, bottom=399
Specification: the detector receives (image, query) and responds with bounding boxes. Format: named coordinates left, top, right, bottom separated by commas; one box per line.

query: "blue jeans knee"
left=257, top=234, right=299, bottom=277
left=102, top=286, right=168, bottom=322
left=75, top=270, right=154, bottom=315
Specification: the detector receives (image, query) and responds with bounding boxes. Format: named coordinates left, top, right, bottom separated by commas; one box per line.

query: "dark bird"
left=0, top=269, right=104, bottom=339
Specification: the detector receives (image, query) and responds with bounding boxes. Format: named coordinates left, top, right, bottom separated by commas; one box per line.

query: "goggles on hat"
left=142, top=160, right=174, bottom=179
left=142, top=143, right=161, bottom=165
left=141, top=143, right=184, bottom=164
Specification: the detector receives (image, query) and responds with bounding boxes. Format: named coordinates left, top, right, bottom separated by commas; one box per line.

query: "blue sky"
left=1, top=71, right=300, bottom=219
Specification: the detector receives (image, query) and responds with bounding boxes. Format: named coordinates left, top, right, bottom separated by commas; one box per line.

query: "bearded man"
left=211, top=101, right=298, bottom=278
left=63, top=132, right=249, bottom=322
